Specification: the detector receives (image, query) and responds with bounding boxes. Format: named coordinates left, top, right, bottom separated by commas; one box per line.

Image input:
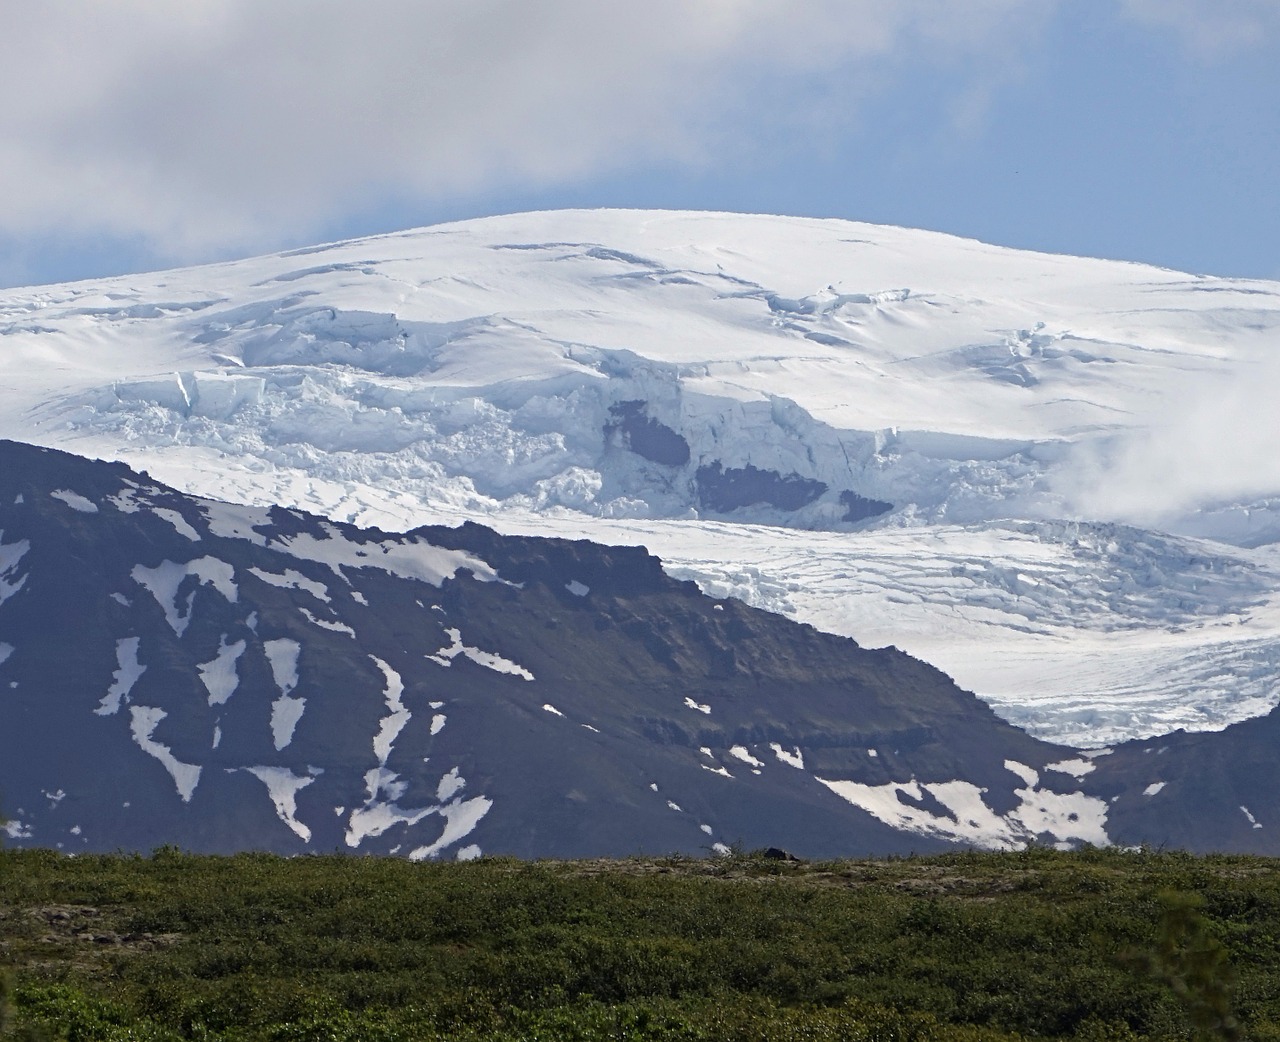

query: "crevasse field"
left=3, top=209, right=1278, bottom=748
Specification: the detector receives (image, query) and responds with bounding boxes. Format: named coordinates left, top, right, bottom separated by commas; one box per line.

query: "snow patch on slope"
left=50, top=489, right=98, bottom=513
left=264, top=638, right=305, bottom=750
left=816, top=772, right=1109, bottom=850
left=428, top=628, right=534, bottom=680
left=198, top=636, right=245, bottom=706
left=131, top=558, right=237, bottom=637
left=128, top=705, right=201, bottom=802
left=96, top=637, right=146, bottom=716
left=249, top=566, right=331, bottom=602
left=243, top=766, right=317, bottom=842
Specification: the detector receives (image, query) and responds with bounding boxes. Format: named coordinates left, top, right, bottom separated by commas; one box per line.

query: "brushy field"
left=2, top=845, right=1279, bottom=1040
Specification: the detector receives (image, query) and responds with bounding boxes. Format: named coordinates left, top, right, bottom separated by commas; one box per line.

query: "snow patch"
left=345, top=799, right=434, bottom=847
left=132, top=558, right=237, bottom=637
left=270, top=696, right=307, bottom=751
left=436, top=767, right=466, bottom=801
left=128, top=705, right=201, bottom=802
left=728, top=745, right=764, bottom=767
left=1241, top=805, right=1263, bottom=829
left=299, top=607, right=356, bottom=636
left=542, top=703, right=564, bottom=716
left=408, top=795, right=493, bottom=861
left=566, top=580, right=590, bottom=596
left=244, top=766, right=317, bottom=842
left=683, top=697, right=711, bottom=714
left=264, top=638, right=301, bottom=694
left=264, top=640, right=305, bottom=749
left=278, top=526, right=502, bottom=589
left=197, top=636, right=245, bottom=706
left=816, top=773, right=1109, bottom=850
left=370, top=656, right=410, bottom=766
left=152, top=508, right=200, bottom=541
left=770, top=743, right=805, bottom=769
left=1045, top=758, right=1096, bottom=779
left=428, top=628, right=534, bottom=679
left=249, top=566, right=332, bottom=602
left=1004, top=760, right=1039, bottom=787
left=345, top=760, right=481, bottom=850
left=1143, top=782, right=1166, bottom=796
left=96, top=637, right=146, bottom=715
left=50, top=489, right=97, bottom=513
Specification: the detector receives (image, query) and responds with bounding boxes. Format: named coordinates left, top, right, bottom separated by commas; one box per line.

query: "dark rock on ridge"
left=2, top=439, right=1274, bottom=859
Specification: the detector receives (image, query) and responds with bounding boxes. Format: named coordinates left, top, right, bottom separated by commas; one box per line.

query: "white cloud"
left=1118, top=0, right=1280, bottom=57
left=1062, top=352, right=1280, bottom=530
left=0, top=1, right=1049, bottom=264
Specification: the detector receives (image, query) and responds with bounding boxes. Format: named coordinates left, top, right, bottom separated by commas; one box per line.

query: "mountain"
left=1, top=209, right=1278, bottom=751
left=0, top=439, right=1100, bottom=857
left=6, top=440, right=1280, bottom=856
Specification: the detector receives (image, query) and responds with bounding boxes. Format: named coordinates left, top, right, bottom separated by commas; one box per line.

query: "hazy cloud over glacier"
left=0, top=1, right=1276, bottom=284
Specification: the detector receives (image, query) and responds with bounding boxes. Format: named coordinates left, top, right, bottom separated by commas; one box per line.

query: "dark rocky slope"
left=1, top=439, right=1269, bottom=857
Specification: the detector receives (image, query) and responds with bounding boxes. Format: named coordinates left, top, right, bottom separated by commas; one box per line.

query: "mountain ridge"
left=8, top=439, right=1280, bottom=854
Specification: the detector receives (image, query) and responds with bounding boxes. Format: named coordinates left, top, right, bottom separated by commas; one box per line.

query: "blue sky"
left=1, top=1, right=1276, bottom=288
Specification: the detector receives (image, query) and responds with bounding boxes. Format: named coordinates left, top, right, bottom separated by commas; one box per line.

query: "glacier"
left=1, top=208, right=1279, bottom=746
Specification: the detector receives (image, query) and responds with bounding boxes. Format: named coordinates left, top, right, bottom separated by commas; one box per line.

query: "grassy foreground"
left=2, top=846, right=1279, bottom=1041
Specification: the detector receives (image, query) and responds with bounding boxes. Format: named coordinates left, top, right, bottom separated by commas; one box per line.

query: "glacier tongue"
left=3, top=208, right=1280, bottom=744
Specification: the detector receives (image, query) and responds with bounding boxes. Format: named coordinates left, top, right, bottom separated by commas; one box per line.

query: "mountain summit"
left=1, top=210, right=1278, bottom=746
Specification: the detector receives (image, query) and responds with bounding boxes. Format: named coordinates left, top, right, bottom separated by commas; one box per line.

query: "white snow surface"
left=131, top=558, right=237, bottom=637
left=369, top=656, right=409, bottom=767
left=4, top=209, right=1280, bottom=744
left=771, top=743, right=805, bottom=769
left=197, top=636, right=245, bottom=706
left=249, top=566, right=331, bottom=602
left=128, top=705, right=201, bottom=803
left=96, top=637, right=146, bottom=716
left=428, top=627, right=534, bottom=680
left=299, top=607, right=355, bottom=636
left=243, top=766, right=317, bottom=842
left=264, top=638, right=304, bottom=750
left=50, top=489, right=98, bottom=513
left=817, top=773, right=1109, bottom=850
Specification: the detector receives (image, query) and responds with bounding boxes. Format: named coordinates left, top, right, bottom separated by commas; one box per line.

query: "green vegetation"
left=2, top=846, right=1279, bottom=1040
